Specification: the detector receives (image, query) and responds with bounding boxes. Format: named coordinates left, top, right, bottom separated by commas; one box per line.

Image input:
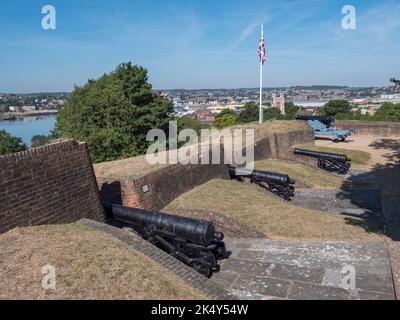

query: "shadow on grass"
left=339, top=138, right=400, bottom=241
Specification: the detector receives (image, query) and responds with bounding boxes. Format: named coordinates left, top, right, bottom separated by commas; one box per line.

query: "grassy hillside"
left=166, top=179, right=383, bottom=241
left=0, top=223, right=207, bottom=300
left=253, top=159, right=344, bottom=188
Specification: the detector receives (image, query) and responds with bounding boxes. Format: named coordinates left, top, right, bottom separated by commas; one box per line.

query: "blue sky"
left=1, top=0, right=399, bottom=92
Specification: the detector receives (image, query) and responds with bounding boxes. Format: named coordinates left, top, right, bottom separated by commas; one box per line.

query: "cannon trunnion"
left=229, top=167, right=295, bottom=201
left=103, top=203, right=226, bottom=278
left=294, top=148, right=351, bottom=174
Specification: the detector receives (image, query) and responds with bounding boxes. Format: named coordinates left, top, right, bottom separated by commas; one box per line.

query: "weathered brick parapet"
left=336, top=121, right=400, bottom=137
left=0, top=140, right=105, bottom=234
left=96, top=128, right=317, bottom=211
left=97, top=164, right=230, bottom=211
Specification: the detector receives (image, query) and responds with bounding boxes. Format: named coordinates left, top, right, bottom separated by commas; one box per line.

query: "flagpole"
left=259, top=24, right=264, bottom=124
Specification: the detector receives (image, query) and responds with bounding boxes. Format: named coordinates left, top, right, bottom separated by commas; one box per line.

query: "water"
left=0, top=116, right=56, bottom=146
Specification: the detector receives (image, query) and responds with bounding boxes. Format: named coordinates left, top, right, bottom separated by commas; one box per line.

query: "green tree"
left=31, top=135, right=52, bottom=148
left=0, top=130, right=26, bottom=155
left=176, top=115, right=206, bottom=134
left=283, top=102, right=300, bottom=120
left=373, top=102, right=400, bottom=121
left=237, top=102, right=258, bottom=123
left=55, top=62, right=174, bottom=163
left=264, top=107, right=282, bottom=120
left=214, top=114, right=236, bottom=129
left=317, top=100, right=352, bottom=116
left=215, top=108, right=237, bottom=119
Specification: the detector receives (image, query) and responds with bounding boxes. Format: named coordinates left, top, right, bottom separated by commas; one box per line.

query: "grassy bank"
left=0, top=223, right=207, bottom=300
left=166, top=179, right=383, bottom=241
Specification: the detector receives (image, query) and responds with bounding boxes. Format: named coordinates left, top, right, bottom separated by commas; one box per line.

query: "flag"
left=258, top=33, right=265, bottom=65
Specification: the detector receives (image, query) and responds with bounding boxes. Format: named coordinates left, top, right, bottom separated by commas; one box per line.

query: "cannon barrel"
left=296, top=114, right=334, bottom=126
left=294, top=148, right=349, bottom=162
left=228, top=167, right=295, bottom=186
left=103, top=203, right=218, bottom=246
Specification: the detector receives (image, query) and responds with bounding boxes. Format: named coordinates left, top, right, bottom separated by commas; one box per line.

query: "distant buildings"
left=271, top=92, right=285, bottom=115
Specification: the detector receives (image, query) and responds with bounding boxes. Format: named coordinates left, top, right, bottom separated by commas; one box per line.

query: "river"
left=0, top=116, right=57, bottom=147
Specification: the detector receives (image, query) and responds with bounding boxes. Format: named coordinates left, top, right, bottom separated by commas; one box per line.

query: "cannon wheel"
left=190, top=259, right=212, bottom=278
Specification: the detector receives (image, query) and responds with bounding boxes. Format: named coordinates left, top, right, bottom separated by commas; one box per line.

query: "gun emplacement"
left=103, top=203, right=226, bottom=278
left=229, top=167, right=295, bottom=200
left=294, top=148, right=351, bottom=174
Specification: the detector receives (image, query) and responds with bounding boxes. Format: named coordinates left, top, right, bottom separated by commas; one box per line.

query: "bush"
left=214, top=114, right=236, bottom=129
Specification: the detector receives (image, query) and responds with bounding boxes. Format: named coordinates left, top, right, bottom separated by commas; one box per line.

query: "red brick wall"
left=97, top=164, right=230, bottom=211
left=96, top=128, right=316, bottom=211
left=0, top=140, right=105, bottom=234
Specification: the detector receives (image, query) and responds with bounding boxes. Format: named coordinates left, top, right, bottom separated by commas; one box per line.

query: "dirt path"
left=315, top=135, right=400, bottom=168
left=318, top=135, right=400, bottom=298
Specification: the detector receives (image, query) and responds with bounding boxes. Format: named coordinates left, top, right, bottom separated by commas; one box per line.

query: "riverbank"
left=0, top=110, right=58, bottom=121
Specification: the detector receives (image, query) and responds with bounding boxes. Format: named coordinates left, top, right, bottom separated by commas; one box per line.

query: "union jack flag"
left=258, top=33, right=265, bottom=65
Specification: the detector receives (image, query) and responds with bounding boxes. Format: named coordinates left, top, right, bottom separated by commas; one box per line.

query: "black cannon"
left=294, top=148, right=351, bottom=174
left=295, top=114, right=334, bottom=126
left=229, top=167, right=295, bottom=200
left=103, top=202, right=226, bottom=278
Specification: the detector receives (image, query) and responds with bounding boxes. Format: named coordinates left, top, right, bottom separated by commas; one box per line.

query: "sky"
left=0, top=0, right=399, bottom=92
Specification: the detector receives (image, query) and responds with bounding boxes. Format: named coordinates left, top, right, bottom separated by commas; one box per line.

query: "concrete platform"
left=291, top=188, right=384, bottom=221
left=213, top=239, right=395, bottom=300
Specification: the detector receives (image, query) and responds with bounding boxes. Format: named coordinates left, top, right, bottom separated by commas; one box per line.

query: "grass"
left=94, top=155, right=168, bottom=179
left=296, top=144, right=371, bottom=165
left=233, top=120, right=309, bottom=142
left=253, top=159, right=345, bottom=188
left=0, top=223, right=207, bottom=300
left=165, top=179, right=383, bottom=242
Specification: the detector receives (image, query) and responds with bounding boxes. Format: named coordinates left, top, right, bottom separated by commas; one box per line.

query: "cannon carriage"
left=294, top=148, right=351, bottom=174
left=103, top=203, right=226, bottom=278
left=296, top=114, right=355, bottom=142
left=229, top=167, right=295, bottom=201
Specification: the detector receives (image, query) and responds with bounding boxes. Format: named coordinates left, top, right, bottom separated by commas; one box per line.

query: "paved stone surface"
left=213, top=239, right=395, bottom=300
left=291, top=188, right=383, bottom=221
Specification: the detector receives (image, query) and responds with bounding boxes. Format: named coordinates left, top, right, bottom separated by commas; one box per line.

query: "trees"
left=31, top=135, right=52, bottom=148
left=374, top=102, right=400, bottom=121
left=317, top=100, right=352, bottom=116
left=214, top=114, right=236, bottom=129
left=283, top=102, right=300, bottom=120
left=55, top=62, right=174, bottom=163
left=264, top=107, right=282, bottom=120
left=0, top=130, right=26, bottom=155
left=176, top=115, right=206, bottom=134
left=237, top=102, right=258, bottom=123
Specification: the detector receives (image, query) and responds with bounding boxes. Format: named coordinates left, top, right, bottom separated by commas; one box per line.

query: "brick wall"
left=97, top=164, right=230, bottom=211
left=96, top=128, right=316, bottom=211
left=0, top=140, right=105, bottom=234
left=336, top=121, right=400, bottom=137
